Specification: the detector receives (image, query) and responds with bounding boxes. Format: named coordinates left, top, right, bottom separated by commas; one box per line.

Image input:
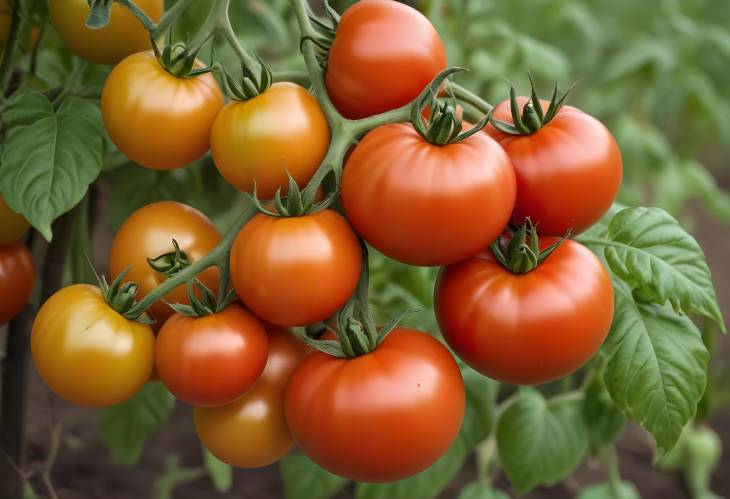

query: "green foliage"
left=280, top=454, right=347, bottom=499
left=203, top=448, right=233, bottom=493
left=153, top=455, right=206, bottom=499
left=458, top=482, right=510, bottom=499
left=577, top=482, right=641, bottom=499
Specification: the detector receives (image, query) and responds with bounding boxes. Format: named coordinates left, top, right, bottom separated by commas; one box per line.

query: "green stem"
left=0, top=0, right=23, bottom=101
left=28, top=23, right=45, bottom=78
left=125, top=203, right=256, bottom=319
left=446, top=80, right=494, bottom=114
left=154, top=0, right=194, bottom=36
left=216, top=247, right=232, bottom=305
left=602, top=445, right=623, bottom=493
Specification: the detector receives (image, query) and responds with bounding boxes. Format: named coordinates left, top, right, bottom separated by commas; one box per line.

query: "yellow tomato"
left=0, top=196, right=29, bottom=245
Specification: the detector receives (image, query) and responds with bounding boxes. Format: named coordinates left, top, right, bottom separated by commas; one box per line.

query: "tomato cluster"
left=29, top=0, right=624, bottom=485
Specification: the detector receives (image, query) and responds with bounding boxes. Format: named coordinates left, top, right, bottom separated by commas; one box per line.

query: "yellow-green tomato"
left=32, top=284, right=155, bottom=407
left=49, top=0, right=163, bottom=65
left=210, top=82, right=330, bottom=199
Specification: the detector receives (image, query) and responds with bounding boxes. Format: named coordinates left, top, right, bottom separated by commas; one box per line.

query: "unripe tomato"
left=195, top=327, right=309, bottom=467
left=101, top=51, right=224, bottom=170
left=0, top=195, right=29, bottom=245
left=325, top=0, right=447, bottom=119
left=0, top=243, right=34, bottom=325
left=49, top=0, right=163, bottom=65
left=211, top=82, right=330, bottom=199
left=155, top=304, right=269, bottom=407
left=285, top=328, right=465, bottom=482
left=32, top=284, right=155, bottom=407
left=342, top=123, right=516, bottom=266
left=485, top=98, right=622, bottom=235
left=230, top=210, right=361, bottom=327
left=435, top=238, right=613, bottom=385
left=109, top=201, right=221, bottom=324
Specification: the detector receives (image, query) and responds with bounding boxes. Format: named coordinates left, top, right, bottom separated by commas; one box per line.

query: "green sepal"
left=151, top=31, right=215, bottom=79
left=87, top=256, right=154, bottom=324
left=167, top=279, right=236, bottom=318
left=222, top=52, right=273, bottom=101
left=490, top=218, right=571, bottom=274
left=248, top=172, right=334, bottom=218
left=303, top=0, right=339, bottom=68
left=86, top=0, right=113, bottom=29
left=147, top=239, right=191, bottom=277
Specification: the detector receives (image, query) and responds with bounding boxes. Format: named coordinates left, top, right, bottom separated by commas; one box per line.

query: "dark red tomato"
left=194, top=327, right=309, bottom=467
left=0, top=243, right=34, bottom=324
left=325, top=0, right=447, bottom=119
left=230, top=210, right=361, bottom=327
left=485, top=97, right=622, bottom=235
left=155, top=304, right=268, bottom=407
left=285, top=327, right=465, bottom=482
left=435, top=238, right=613, bottom=385
left=342, top=123, right=516, bottom=266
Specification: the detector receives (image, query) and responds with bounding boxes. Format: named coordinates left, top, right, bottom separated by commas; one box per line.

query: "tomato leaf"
left=582, top=372, right=625, bottom=455
left=355, top=367, right=497, bottom=499
left=280, top=454, right=347, bottom=499
left=496, top=388, right=589, bottom=495
left=100, top=382, right=175, bottom=466
left=203, top=448, right=233, bottom=493
left=576, top=482, right=641, bottom=499
left=0, top=89, right=104, bottom=241
left=602, top=282, right=709, bottom=454
left=458, top=482, right=510, bottom=499
left=600, top=207, right=724, bottom=330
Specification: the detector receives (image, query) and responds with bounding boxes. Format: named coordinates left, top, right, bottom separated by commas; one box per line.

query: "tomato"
left=230, top=210, right=361, bottom=327
left=32, top=284, right=154, bottom=407
left=211, top=82, right=330, bottom=199
left=325, top=0, right=447, bottom=119
left=435, top=238, right=613, bottom=385
left=49, top=0, right=163, bottom=65
left=101, top=51, right=224, bottom=170
left=195, top=327, right=309, bottom=467
left=109, top=201, right=221, bottom=324
left=485, top=97, right=622, bottom=235
left=0, top=0, right=10, bottom=59
left=285, top=327, right=465, bottom=482
left=0, top=243, right=34, bottom=325
left=342, top=123, right=516, bottom=266
left=0, top=195, right=29, bottom=245
left=155, top=304, right=269, bottom=407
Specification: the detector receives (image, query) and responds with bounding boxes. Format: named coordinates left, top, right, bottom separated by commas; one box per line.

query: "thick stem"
left=446, top=81, right=494, bottom=115
left=154, top=0, right=194, bottom=36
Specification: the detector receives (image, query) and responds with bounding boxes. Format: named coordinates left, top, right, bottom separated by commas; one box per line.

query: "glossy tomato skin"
left=101, top=51, right=224, bottom=170
left=342, top=123, right=516, bottom=266
left=435, top=238, right=613, bottom=385
left=211, top=82, right=330, bottom=199
left=109, top=201, right=221, bottom=324
left=155, top=304, right=268, bottom=407
left=0, top=196, right=29, bottom=245
left=195, top=327, right=309, bottom=467
left=0, top=243, right=34, bottom=325
left=325, top=0, right=447, bottom=119
left=230, top=210, right=361, bottom=327
left=485, top=98, right=622, bottom=235
left=285, top=327, right=465, bottom=482
left=32, top=284, right=155, bottom=407
left=49, top=0, right=163, bottom=65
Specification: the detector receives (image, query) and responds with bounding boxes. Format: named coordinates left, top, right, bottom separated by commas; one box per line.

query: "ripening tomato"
left=155, top=304, right=269, bottom=407
left=32, top=284, right=154, bottom=407
left=211, top=82, right=330, bottom=199
left=0, top=195, right=29, bottom=245
left=101, top=51, right=224, bottom=170
left=342, top=123, right=516, bottom=266
left=109, top=201, right=221, bottom=324
left=195, top=327, right=309, bottom=467
left=49, top=0, right=163, bottom=65
left=0, top=243, right=34, bottom=325
left=285, top=327, right=465, bottom=482
left=325, top=0, right=447, bottom=119
left=485, top=97, right=622, bottom=235
left=230, top=210, right=361, bottom=327
left=435, top=238, right=613, bottom=385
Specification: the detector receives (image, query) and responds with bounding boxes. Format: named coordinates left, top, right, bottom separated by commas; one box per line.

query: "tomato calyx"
left=249, top=174, right=335, bottom=218
left=411, top=69, right=490, bottom=146
left=151, top=32, right=214, bottom=78
left=147, top=239, right=191, bottom=278
left=168, top=279, right=236, bottom=317
left=490, top=218, right=571, bottom=274
left=490, top=72, right=577, bottom=136
left=222, top=54, right=273, bottom=100
left=93, top=267, right=153, bottom=323
left=302, top=0, right=340, bottom=68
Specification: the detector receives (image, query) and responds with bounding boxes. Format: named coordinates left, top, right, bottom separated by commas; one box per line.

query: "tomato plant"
left=155, top=303, right=269, bottom=407
left=0, top=242, right=34, bottom=325
left=195, top=326, right=309, bottom=468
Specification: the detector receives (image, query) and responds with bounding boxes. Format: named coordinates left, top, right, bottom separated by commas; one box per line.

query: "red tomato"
left=485, top=98, right=622, bottom=235
left=0, top=243, right=35, bottom=324
left=325, top=0, right=447, bottom=119
left=155, top=304, right=269, bottom=407
left=342, top=123, right=516, bottom=266
left=435, top=238, right=613, bottom=385
left=230, top=210, right=361, bottom=327
left=195, top=327, right=309, bottom=467
left=285, top=327, right=465, bottom=482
